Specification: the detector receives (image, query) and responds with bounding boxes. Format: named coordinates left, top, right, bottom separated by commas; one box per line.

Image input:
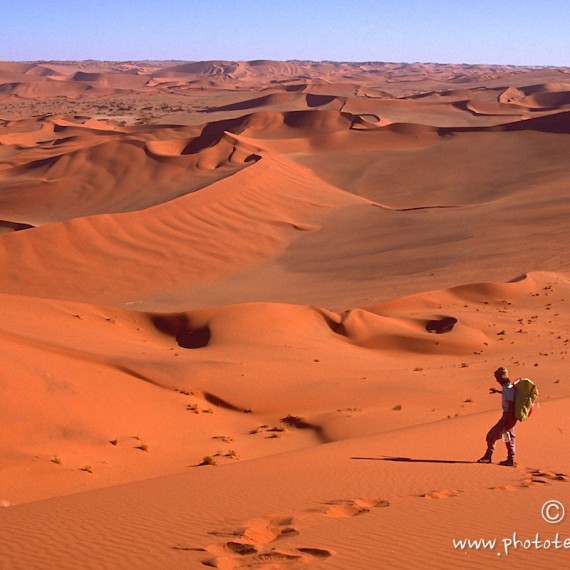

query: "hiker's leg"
left=478, top=417, right=503, bottom=462
left=485, top=417, right=505, bottom=452
left=505, top=426, right=515, bottom=458
left=496, top=416, right=517, bottom=466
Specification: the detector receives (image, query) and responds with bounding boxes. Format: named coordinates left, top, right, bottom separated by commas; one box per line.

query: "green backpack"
left=513, top=378, right=539, bottom=421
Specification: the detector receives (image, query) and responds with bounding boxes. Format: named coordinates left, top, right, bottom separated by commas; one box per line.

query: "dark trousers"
left=486, top=412, right=516, bottom=456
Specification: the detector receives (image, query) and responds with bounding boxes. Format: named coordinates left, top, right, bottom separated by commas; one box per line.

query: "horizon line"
left=5, top=58, right=570, bottom=70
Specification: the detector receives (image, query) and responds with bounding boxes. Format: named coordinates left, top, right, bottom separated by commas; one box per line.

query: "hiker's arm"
left=489, top=387, right=501, bottom=394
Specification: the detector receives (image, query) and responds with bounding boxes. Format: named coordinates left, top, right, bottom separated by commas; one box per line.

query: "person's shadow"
left=351, top=456, right=477, bottom=464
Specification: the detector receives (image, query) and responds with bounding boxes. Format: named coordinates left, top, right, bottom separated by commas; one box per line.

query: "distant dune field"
left=1, top=60, right=569, bottom=570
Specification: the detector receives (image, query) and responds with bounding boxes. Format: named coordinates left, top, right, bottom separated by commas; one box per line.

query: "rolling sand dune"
left=1, top=60, right=569, bottom=569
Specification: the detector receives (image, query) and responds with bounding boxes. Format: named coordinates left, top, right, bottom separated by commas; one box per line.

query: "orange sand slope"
left=1, top=61, right=569, bottom=569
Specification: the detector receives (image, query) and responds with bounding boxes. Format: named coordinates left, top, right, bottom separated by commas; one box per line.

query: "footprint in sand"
left=490, top=467, right=568, bottom=491
left=418, top=489, right=463, bottom=500
left=198, top=497, right=389, bottom=567
left=202, top=545, right=333, bottom=568
left=202, top=547, right=333, bottom=568
left=207, top=516, right=300, bottom=544
left=201, top=515, right=331, bottom=568
left=522, top=468, right=569, bottom=488
left=490, top=484, right=521, bottom=492
left=318, top=498, right=390, bottom=517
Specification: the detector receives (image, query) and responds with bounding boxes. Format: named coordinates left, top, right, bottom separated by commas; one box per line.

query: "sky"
left=2, top=0, right=569, bottom=66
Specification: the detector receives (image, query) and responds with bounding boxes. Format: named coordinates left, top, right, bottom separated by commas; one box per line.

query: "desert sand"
left=1, top=60, right=569, bottom=569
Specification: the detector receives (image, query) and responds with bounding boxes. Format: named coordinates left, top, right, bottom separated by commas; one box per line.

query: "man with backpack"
left=477, top=366, right=518, bottom=466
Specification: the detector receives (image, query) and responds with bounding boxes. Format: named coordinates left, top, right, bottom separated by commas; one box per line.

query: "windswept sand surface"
left=1, top=60, right=570, bottom=569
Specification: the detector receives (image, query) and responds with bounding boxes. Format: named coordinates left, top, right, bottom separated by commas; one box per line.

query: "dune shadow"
left=181, top=116, right=246, bottom=154
left=202, top=94, right=285, bottom=113
left=0, top=219, right=35, bottom=232
left=113, top=364, right=164, bottom=387
left=203, top=391, right=247, bottom=412
left=351, top=456, right=476, bottom=464
left=150, top=314, right=211, bottom=349
left=425, top=316, right=458, bottom=334
left=306, top=93, right=337, bottom=107
left=176, top=326, right=211, bottom=349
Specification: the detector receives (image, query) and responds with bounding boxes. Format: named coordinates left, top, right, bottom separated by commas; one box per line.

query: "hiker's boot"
left=499, top=455, right=516, bottom=467
left=477, top=450, right=493, bottom=464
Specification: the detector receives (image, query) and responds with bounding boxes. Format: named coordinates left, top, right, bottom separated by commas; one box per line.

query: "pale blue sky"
left=2, top=0, right=569, bottom=66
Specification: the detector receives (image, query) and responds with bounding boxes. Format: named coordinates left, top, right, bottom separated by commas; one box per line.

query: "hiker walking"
left=477, top=367, right=517, bottom=466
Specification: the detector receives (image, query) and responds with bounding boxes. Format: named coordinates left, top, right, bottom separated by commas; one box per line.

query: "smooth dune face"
left=1, top=60, right=570, bottom=570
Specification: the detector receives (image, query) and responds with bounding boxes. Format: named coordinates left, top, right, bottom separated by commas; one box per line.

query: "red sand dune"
left=1, top=60, right=569, bottom=569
